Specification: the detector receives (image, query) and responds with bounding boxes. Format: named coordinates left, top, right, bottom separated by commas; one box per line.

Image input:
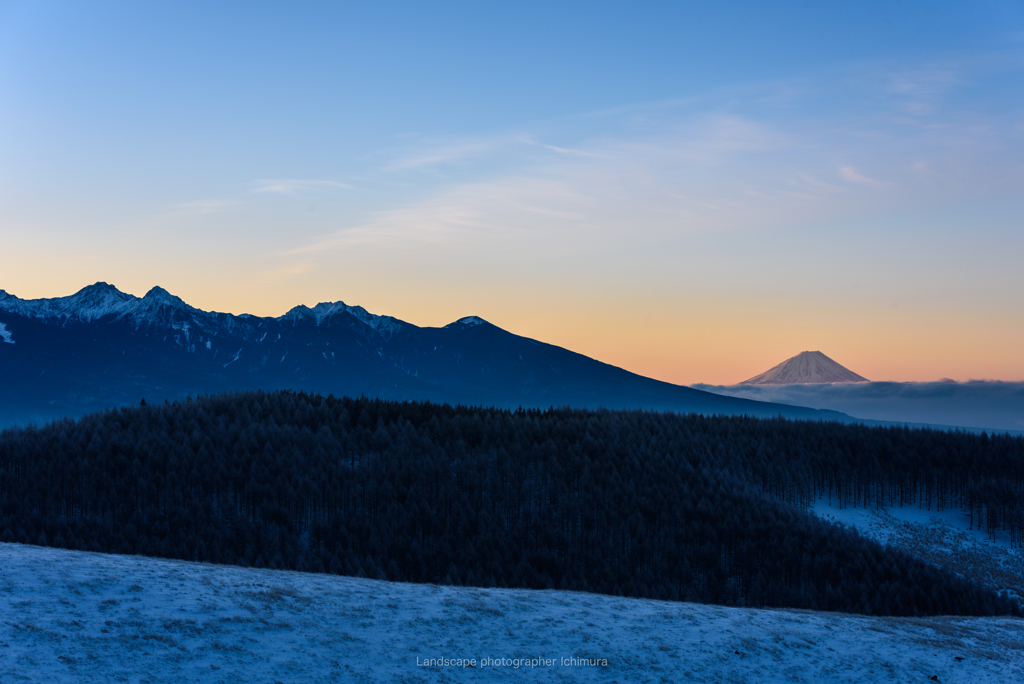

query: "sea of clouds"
left=692, top=381, right=1024, bottom=434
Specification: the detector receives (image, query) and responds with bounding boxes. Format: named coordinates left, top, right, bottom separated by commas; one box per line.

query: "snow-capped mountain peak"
left=281, top=300, right=404, bottom=339
left=0, top=282, right=139, bottom=323
left=0, top=283, right=218, bottom=333
left=138, top=286, right=193, bottom=313
left=446, top=316, right=487, bottom=328
left=281, top=304, right=315, bottom=322
left=309, top=301, right=355, bottom=325
left=740, top=351, right=868, bottom=385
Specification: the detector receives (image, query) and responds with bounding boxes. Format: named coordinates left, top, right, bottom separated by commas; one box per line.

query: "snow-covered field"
left=812, top=499, right=1024, bottom=598
left=1, top=544, right=1021, bottom=683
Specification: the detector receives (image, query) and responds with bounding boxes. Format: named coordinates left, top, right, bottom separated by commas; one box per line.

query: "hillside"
left=2, top=543, right=1021, bottom=683
left=1, top=392, right=1020, bottom=617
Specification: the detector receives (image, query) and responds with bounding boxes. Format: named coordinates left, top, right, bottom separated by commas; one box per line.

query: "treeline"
left=0, top=391, right=1020, bottom=617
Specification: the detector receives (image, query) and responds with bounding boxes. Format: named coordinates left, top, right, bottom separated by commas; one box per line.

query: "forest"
left=0, top=391, right=1021, bottom=617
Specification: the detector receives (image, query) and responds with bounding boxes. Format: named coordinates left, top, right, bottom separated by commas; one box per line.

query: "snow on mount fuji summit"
left=741, top=351, right=869, bottom=385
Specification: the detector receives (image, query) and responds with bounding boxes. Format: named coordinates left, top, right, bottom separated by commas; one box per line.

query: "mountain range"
left=0, top=282, right=853, bottom=427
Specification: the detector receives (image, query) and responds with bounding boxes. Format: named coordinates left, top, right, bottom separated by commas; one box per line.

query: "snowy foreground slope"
left=1, top=544, right=1021, bottom=683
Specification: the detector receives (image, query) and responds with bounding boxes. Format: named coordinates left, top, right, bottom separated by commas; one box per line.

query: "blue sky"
left=2, top=1, right=1023, bottom=383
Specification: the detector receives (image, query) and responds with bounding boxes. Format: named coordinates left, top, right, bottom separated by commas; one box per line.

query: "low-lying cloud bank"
left=692, top=381, right=1024, bottom=433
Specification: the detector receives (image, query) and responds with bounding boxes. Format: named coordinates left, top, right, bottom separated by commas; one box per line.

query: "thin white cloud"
left=283, top=55, right=1020, bottom=259
left=798, top=174, right=844, bottom=191
left=839, top=166, right=890, bottom=189
left=384, top=135, right=536, bottom=170
left=136, top=198, right=236, bottom=227
left=887, top=66, right=959, bottom=97
left=252, top=179, right=354, bottom=194
left=253, top=262, right=313, bottom=285
left=541, top=144, right=602, bottom=157
left=290, top=176, right=594, bottom=254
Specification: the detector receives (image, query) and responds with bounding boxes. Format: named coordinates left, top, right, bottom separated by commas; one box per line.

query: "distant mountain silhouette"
left=0, top=283, right=857, bottom=426
left=741, top=351, right=868, bottom=385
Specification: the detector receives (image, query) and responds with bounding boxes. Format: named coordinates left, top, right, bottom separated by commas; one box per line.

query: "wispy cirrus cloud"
left=289, top=175, right=592, bottom=254
left=267, top=53, right=1023, bottom=278
left=383, top=134, right=537, bottom=170
left=797, top=173, right=844, bottom=191
left=252, top=179, right=355, bottom=194
left=253, top=262, right=314, bottom=285
left=136, top=198, right=237, bottom=228
left=887, top=65, right=959, bottom=97
left=838, top=166, right=890, bottom=189
left=173, top=199, right=234, bottom=215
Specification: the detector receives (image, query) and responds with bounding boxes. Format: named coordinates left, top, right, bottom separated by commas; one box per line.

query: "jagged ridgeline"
left=0, top=392, right=1021, bottom=617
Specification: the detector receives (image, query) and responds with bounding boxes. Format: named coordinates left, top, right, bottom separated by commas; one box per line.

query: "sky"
left=2, top=0, right=1023, bottom=385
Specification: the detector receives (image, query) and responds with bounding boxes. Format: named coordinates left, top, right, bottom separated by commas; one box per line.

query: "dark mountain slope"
left=0, top=283, right=851, bottom=426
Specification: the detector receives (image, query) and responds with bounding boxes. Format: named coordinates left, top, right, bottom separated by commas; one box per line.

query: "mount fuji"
left=0, top=283, right=854, bottom=427
left=741, top=351, right=869, bottom=385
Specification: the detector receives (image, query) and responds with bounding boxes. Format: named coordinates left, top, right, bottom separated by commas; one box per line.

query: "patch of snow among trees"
left=1, top=543, right=1021, bottom=683
left=812, top=499, right=1024, bottom=599
left=0, top=322, right=13, bottom=344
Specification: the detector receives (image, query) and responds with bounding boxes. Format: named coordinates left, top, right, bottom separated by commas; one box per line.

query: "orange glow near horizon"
left=5, top=266, right=1023, bottom=387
